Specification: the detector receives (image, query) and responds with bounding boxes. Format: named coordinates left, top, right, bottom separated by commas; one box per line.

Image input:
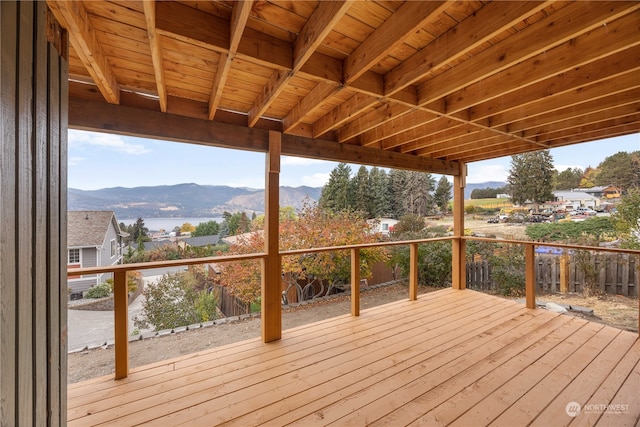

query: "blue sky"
left=68, top=130, right=638, bottom=190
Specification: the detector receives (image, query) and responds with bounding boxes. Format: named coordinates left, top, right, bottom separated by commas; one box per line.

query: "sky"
left=68, top=130, right=639, bottom=190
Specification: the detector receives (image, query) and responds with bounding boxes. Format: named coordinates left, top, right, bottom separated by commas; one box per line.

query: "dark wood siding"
left=0, top=2, right=68, bottom=425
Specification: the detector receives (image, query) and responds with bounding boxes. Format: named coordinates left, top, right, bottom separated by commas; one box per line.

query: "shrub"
left=84, top=282, right=112, bottom=299
left=133, top=268, right=217, bottom=331
left=489, top=245, right=525, bottom=296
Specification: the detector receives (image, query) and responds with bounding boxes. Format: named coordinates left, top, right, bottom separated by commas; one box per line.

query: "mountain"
left=464, top=181, right=506, bottom=200
left=68, top=184, right=323, bottom=218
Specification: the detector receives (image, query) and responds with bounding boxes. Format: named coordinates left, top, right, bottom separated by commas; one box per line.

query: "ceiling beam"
left=48, top=0, right=120, bottom=104
left=283, top=81, right=340, bottom=132
left=343, top=1, right=449, bottom=85
left=247, top=1, right=351, bottom=127
left=142, top=0, right=167, bottom=112
left=68, top=97, right=459, bottom=176
left=208, top=1, right=254, bottom=120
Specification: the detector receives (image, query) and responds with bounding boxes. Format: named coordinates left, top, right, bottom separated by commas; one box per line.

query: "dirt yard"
left=433, top=214, right=529, bottom=239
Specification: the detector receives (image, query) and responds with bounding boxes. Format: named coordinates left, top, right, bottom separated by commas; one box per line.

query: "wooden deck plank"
left=101, top=292, right=509, bottom=425
left=69, top=289, right=480, bottom=423
left=375, top=315, right=581, bottom=426
left=65, top=289, right=639, bottom=427
left=449, top=321, right=606, bottom=427
left=595, top=359, right=640, bottom=427
left=530, top=330, right=639, bottom=427
left=201, top=299, right=529, bottom=426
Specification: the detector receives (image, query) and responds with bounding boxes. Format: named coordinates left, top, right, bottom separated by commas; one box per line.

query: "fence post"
left=113, top=270, right=129, bottom=379
left=525, top=244, right=536, bottom=309
left=560, top=251, right=569, bottom=293
left=409, top=243, right=418, bottom=300
left=351, top=248, right=360, bottom=316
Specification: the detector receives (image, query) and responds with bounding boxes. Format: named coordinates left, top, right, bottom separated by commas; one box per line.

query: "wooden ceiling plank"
left=418, top=1, right=639, bottom=106
left=448, top=12, right=640, bottom=116
left=416, top=134, right=507, bottom=158
left=361, top=109, right=439, bottom=147
left=208, top=1, right=254, bottom=120
left=68, top=97, right=459, bottom=175
left=293, top=1, right=353, bottom=72
left=48, top=0, right=120, bottom=104
left=338, top=102, right=412, bottom=142
left=343, top=1, right=449, bottom=85
left=313, top=92, right=378, bottom=138
left=385, top=1, right=550, bottom=95
left=248, top=1, right=351, bottom=127
left=142, top=0, right=167, bottom=112
left=283, top=81, right=341, bottom=132
left=534, top=114, right=640, bottom=143
left=400, top=123, right=478, bottom=153
left=470, top=46, right=640, bottom=122
left=489, top=73, right=640, bottom=130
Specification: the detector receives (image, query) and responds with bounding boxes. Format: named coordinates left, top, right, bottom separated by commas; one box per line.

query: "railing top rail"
left=463, top=236, right=640, bottom=256
left=67, top=235, right=640, bottom=278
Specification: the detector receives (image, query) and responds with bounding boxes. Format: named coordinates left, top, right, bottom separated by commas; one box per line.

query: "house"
left=2, top=2, right=639, bottom=425
left=368, top=218, right=399, bottom=235
left=579, top=185, right=623, bottom=199
left=130, top=239, right=176, bottom=252
left=181, top=235, right=220, bottom=248
left=552, top=190, right=600, bottom=211
left=67, top=211, right=127, bottom=296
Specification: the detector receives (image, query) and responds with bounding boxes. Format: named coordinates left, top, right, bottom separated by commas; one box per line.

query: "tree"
left=193, top=220, right=220, bottom=237
left=579, top=166, right=598, bottom=188
left=594, top=151, right=640, bottom=191
left=401, top=171, right=435, bottom=216
left=124, top=217, right=150, bottom=245
left=610, top=189, right=640, bottom=249
left=507, top=150, right=555, bottom=212
left=350, top=165, right=371, bottom=216
left=433, top=176, right=453, bottom=213
left=387, top=169, right=408, bottom=218
left=222, top=211, right=251, bottom=236
left=368, top=167, right=390, bottom=218
left=470, top=187, right=506, bottom=199
left=319, top=163, right=352, bottom=212
left=555, top=167, right=583, bottom=190
left=180, top=222, right=196, bottom=233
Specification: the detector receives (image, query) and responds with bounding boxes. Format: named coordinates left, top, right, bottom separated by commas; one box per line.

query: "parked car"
left=570, top=207, right=597, bottom=216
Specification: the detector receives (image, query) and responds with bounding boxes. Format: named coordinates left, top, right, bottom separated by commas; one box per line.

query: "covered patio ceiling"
left=47, top=0, right=640, bottom=174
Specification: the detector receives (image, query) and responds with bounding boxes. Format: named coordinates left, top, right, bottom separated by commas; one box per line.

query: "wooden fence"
left=213, top=285, right=251, bottom=317
left=467, top=253, right=638, bottom=297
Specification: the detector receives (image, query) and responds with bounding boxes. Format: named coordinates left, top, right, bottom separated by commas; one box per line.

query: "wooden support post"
left=452, top=163, right=466, bottom=289
left=409, top=243, right=418, bottom=300
left=525, top=243, right=536, bottom=309
left=351, top=248, right=360, bottom=316
left=113, top=270, right=129, bottom=379
left=262, top=131, right=282, bottom=342
left=560, top=251, right=569, bottom=293
left=636, top=255, right=639, bottom=336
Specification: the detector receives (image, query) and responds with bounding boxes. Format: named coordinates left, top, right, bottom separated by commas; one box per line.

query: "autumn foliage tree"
left=217, top=202, right=389, bottom=305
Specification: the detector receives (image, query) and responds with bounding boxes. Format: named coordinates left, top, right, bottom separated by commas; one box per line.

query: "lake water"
left=119, top=217, right=224, bottom=232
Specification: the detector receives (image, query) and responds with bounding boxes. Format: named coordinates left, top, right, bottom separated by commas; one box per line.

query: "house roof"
left=182, top=235, right=220, bottom=247
left=47, top=1, right=639, bottom=173
left=67, top=210, right=122, bottom=247
left=553, top=191, right=599, bottom=201
left=131, top=239, right=175, bottom=252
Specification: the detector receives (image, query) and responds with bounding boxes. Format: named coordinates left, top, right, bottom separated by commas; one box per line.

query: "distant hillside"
left=464, top=181, right=506, bottom=200
left=68, top=184, right=322, bottom=218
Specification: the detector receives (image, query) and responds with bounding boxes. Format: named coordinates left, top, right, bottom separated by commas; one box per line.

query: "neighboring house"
left=130, top=239, right=176, bottom=252
left=181, top=235, right=220, bottom=248
left=552, top=191, right=600, bottom=210
left=579, top=185, right=622, bottom=199
left=67, top=211, right=127, bottom=296
left=368, top=218, right=399, bottom=235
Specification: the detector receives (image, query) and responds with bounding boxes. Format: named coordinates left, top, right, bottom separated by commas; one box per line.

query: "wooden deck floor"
left=67, top=288, right=639, bottom=426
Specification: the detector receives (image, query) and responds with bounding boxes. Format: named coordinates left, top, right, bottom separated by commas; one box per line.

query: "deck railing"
left=68, top=236, right=640, bottom=379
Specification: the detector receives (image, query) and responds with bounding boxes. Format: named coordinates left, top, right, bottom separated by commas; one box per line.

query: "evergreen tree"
left=433, top=176, right=453, bottom=213
left=507, top=150, right=555, bottom=212
left=351, top=165, right=371, bottom=216
left=368, top=167, right=390, bottom=218
left=401, top=171, right=435, bottom=216
left=594, top=151, right=640, bottom=191
left=131, top=217, right=150, bottom=244
left=555, top=167, right=583, bottom=190
left=193, top=220, right=220, bottom=237
left=319, top=163, right=352, bottom=212
left=387, top=169, right=408, bottom=218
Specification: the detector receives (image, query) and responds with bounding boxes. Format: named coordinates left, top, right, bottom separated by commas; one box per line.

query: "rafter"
left=207, top=0, right=253, bottom=120
left=48, top=0, right=120, bottom=104
left=142, top=0, right=167, bottom=112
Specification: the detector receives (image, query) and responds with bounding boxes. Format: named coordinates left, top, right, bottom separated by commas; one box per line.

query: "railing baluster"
left=525, top=243, right=536, bottom=309
left=351, top=248, right=360, bottom=316
left=113, top=270, right=129, bottom=379
left=409, top=243, right=418, bottom=300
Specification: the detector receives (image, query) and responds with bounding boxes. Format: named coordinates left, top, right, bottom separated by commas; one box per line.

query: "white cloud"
left=301, top=173, right=330, bottom=187
left=69, top=130, right=150, bottom=155
left=466, top=164, right=508, bottom=184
